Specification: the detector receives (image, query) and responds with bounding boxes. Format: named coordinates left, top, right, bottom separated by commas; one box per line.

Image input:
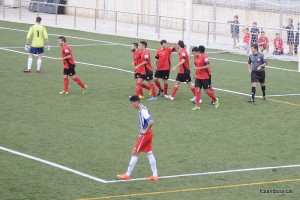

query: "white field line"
left=0, top=146, right=107, bottom=183
left=107, top=164, right=300, bottom=183
left=1, top=145, right=300, bottom=184
left=0, top=26, right=299, bottom=73
left=0, top=44, right=117, bottom=49
left=1, top=47, right=299, bottom=98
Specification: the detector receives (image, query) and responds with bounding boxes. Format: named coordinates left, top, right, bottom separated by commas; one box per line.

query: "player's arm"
left=58, top=49, right=72, bottom=60
left=247, top=57, right=252, bottom=73
left=135, top=60, right=147, bottom=70
left=171, top=58, right=185, bottom=71
left=140, top=110, right=154, bottom=134
left=25, top=27, right=33, bottom=49
left=257, top=56, right=267, bottom=71
left=155, top=52, right=159, bottom=69
left=43, top=27, right=50, bottom=49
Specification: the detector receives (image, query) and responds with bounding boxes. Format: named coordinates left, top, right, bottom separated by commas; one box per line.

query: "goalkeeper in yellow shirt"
left=24, top=17, right=50, bottom=73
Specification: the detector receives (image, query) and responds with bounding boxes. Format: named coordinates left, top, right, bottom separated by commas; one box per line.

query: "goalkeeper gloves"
left=46, top=44, right=50, bottom=51
left=25, top=44, right=29, bottom=51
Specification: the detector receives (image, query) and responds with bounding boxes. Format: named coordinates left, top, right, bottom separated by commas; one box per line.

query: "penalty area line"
left=106, top=164, right=300, bottom=183
left=0, top=146, right=108, bottom=183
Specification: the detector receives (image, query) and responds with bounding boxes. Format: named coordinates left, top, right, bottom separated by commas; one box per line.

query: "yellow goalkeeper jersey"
left=26, top=24, right=49, bottom=48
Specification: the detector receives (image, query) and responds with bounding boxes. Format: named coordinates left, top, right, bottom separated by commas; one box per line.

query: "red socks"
left=164, top=83, right=168, bottom=95
left=64, top=77, right=69, bottom=91
left=171, top=86, right=178, bottom=97
left=150, top=84, right=157, bottom=98
left=141, top=83, right=150, bottom=90
left=196, top=90, right=202, bottom=107
left=154, top=80, right=163, bottom=92
left=136, top=83, right=142, bottom=96
left=73, top=77, right=85, bottom=88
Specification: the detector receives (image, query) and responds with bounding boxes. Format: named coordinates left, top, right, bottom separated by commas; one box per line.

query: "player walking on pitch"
left=117, top=95, right=159, bottom=181
left=58, top=36, right=87, bottom=95
left=191, top=46, right=219, bottom=110
left=165, top=40, right=195, bottom=100
left=154, top=40, right=174, bottom=96
left=131, top=42, right=151, bottom=98
left=134, top=41, right=157, bottom=101
left=248, top=44, right=267, bottom=102
left=23, top=16, right=50, bottom=73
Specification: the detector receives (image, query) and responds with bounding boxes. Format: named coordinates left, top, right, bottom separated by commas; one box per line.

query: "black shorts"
left=154, top=70, right=170, bottom=80
left=63, top=68, right=76, bottom=76
left=176, top=73, right=191, bottom=83
left=195, top=78, right=210, bottom=89
left=145, top=72, right=153, bottom=81
left=209, top=75, right=212, bottom=85
left=134, top=73, right=146, bottom=79
left=251, top=71, right=265, bottom=83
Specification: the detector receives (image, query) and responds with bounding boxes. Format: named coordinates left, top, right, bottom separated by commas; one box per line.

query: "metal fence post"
left=74, top=6, right=77, bottom=28
left=114, top=11, right=118, bottom=34
left=3, top=2, right=5, bottom=18
left=94, top=9, right=97, bottom=31
left=136, top=13, right=139, bottom=36
left=157, top=16, right=161, bottom=39
left=19, top=0, right=21, bottom=20
left=207, top=22, right=210, bottom=46
left=182, top=19, right=185, bottom=41
left=55, top=4, right=58, bottom=26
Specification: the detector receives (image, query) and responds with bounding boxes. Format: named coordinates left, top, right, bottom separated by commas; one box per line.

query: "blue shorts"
left=29, top=47, right=44, bottom=55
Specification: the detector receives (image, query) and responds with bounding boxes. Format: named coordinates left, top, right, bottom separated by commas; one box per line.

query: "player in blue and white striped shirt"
left=117, top=95, right=159, bottom=181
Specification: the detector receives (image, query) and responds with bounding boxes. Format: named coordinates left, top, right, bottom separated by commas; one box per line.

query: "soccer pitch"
left=0, top=20, right=300, bottom=200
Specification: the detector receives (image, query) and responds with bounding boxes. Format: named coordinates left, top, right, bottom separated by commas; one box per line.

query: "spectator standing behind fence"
left=236, top=27, right=250, bottom=53
left=250, top=22, right=260, bottom=45
left=228, top=15, right=240, bottom=48
left=294, top=22, right=299, bottom=55
left=273, top=33, right=284, bottom=55
left=258, top=31, right=269, bottom=54
left=283, top=18, right=294, bottom=56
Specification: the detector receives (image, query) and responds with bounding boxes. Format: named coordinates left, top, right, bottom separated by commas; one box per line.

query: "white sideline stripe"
left=0, top=44, right=117, bottom=49
left=0, top=26, right=298, bottom=73
left=0, top=146, right=107, bottom=183
left=1, top=47, right=298, bottom=98
left=106, top=164, right=300, bottom=183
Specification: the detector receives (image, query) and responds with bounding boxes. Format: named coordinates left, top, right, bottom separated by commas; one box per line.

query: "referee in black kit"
left=247, top=44, right=267, bottom=103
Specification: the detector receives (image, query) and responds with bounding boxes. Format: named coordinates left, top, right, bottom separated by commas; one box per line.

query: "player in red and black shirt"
left=165, top=40, right=195, bottom=100
left=154, top=40, right=175, bottom=96
left=57, top=36, right=87, bottom=95
left=131, top=42, right=150, bottom=98
left=191, top=46, right=219, bottom=110
left=134, top=41, right=157, bottom=101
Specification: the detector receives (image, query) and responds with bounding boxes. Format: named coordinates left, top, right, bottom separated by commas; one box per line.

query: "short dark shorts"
left=251, top=70, right=265, bottom=83
left=134, top=73, right=146, bottom=79
left=195, top=78, right=211, bottom=89
left=63, top=68, right=76, bottom=76
left=154, top=70, right=170, bottom=80
left=145, top=72, right=153, bottom=81
left=29, top=47, right=44, bottom=54
left=176, top=73, right=191, bottom=83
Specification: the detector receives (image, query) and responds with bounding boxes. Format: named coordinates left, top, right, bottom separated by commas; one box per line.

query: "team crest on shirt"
left=258, top=58, right=260, bottom=62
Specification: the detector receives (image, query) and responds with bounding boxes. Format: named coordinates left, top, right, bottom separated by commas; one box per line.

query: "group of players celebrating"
left=131, top=40, right=219, bottom=110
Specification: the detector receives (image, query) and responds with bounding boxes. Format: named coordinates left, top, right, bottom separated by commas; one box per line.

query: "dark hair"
left=251, top=44, right=258, bottom=50
left=58, top=36, right=66, bottom=42
left=178, top=40, right=185, bottom=48
left=192, top=47, right=199, bottom=52
left=130, top=95, right=140, bottom=102
left=140, top=41, right=147, bottom=48
left=198, top=45, right=205, bottom=53
left=132, top=42, right=138, bottom=48
left=36, top=16, right=42, bottom=23
left=261, top=31, right=265, bottom=34
left=160, top=39, right=167, bottom=45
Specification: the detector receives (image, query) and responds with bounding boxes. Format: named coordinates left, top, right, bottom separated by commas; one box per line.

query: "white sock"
left=27, top=58, right=33, bottom=70
left=37, top=59, right=42, bottom=71
left=146, top=151, right=158, bottom=177
left=126, top=156, right=138, bottom=176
